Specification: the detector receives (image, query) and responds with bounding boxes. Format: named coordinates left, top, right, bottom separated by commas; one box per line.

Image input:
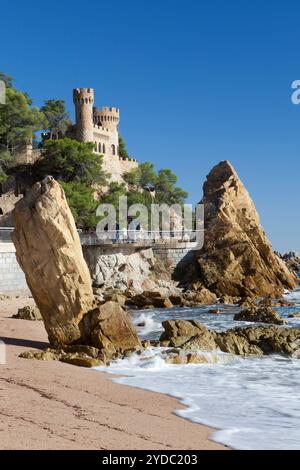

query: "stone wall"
left=0, top=243, right=28, bottom=294
left=153, top=242, right=197, bottom=268
left=0, top=239, right=196, bottom=294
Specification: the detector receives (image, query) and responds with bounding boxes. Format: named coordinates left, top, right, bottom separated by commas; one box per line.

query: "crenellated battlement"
left=73, top=88, right=94, bottom=105
left=93, top=106, right=119, bottom=128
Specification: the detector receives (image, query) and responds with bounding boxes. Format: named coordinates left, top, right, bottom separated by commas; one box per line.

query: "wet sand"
left=0, top=296, right=226, bottom=450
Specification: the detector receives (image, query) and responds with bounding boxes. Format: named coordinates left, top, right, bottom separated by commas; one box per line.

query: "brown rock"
left=63, top=344, right=103, bottom=359
left=60, top=356, right=104, bottom=368
left=219, top=295, right=240, bottom=305
left=152, top=297, right=173, bottom=309
left=160, top=319, right=300, bottom=357
left=193, top=288, right=218, bottom=305
left=208, top=309, right=220, bottom=314
left=12, top=177, right=95, bottom=347
left=190, top=161, right=296, bottom=299
left=160, top=320, right=216, bottom=349
left=288, top=312, right=300, bottom=318
left=129, top=290, right=173, bottom=309
left=234, top=306, right=286, bottom=325
left=169, top=294, right=183, bottom=306
left=80, top=301, right=141, bottom=358
left=19, top=346, right=105, bottom=366
left=13, top=305, right=42, bottom=321
left=19, top=348, right=62, bottom=361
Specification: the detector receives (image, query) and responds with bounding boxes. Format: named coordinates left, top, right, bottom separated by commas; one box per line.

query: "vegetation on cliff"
left=0, top=73, right=46, bottom=182
left=0, top=72, right=188, bottom=229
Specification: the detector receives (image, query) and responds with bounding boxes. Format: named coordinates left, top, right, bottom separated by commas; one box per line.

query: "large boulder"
left=160, top=320, right=300, bottom=357
left=191, top=161, right=296, bottom=299
left=19, top=301, right=142, bottom=366
left=160, top=320, right=216, bottom=349
left=80, top=301, right=142, bottom=359
left=12, top=177, right=95, bottom=346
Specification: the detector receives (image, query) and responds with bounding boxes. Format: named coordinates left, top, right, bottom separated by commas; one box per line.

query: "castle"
left=71, top=88, right=138, bottom=182
left=0, top=88, right=138, bottom=222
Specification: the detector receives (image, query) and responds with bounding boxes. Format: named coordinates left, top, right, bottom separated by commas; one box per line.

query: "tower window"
left=98, top=143, right=102, bottom=153
left=111, top=144, right=116, bottom=155
left=103, top=144, right=106, bottom=153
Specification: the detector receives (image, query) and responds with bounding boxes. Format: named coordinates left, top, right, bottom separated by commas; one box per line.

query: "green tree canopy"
left=61, top=181, right=99, bottom=230
left=0, top=72, right=46, bottom=182
left=124, top=161, right=158, bottom=188
left=124, top=163, right=188, bottom=206
left=118, top=134, right=129, bottom=159
left=155, top=168, right=188, bottom=205
left=34, top=138, right=109, bottom=185
left=41, top=99, right=71, bottom=138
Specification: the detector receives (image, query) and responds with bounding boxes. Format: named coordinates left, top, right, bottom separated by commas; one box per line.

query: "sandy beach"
left=0, top=296, right=226, bottom=450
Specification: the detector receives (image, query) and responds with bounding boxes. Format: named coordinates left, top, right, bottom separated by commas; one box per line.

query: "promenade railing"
left=0, top=227, right=203, bottom=245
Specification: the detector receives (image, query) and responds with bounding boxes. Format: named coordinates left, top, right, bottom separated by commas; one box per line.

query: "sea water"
left=95, top=290, right=300, bottom=450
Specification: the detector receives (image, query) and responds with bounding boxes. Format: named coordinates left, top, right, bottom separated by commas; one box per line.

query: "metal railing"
left=79, top=230, right=202, bottom=246
left=0, top=227, right=202, bottom=245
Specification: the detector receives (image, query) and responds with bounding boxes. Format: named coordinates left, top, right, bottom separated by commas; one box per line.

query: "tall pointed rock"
left=195, top=160, right=296, bottom=298
left=12, top=177, right=95, bottom=346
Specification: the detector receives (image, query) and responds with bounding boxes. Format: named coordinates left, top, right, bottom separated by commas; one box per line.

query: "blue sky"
left=2, top=0, right=300, bottom=252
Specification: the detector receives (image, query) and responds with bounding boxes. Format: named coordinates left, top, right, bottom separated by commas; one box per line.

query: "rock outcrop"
left=234, top=306, right=286, bottom=325
left=125, top=287, right=217, bottom=310
left=159, top=319, right=300, bottom=357
left=190, top=161, right=296, bottom=299
left=12, top=177, right=96, bottom=346
left=82, top=247, right=158, bottom=293
left=19, top=301, right=142, bottom=366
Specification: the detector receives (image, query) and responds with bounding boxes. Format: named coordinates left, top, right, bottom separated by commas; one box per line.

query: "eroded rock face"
left=192, top=161, right=297, bottom=299
left=82, top=247, right=157, bottom=293
left=234, top=306, right=286, bottom=325
left=160, top=319, right=300, bottom=357
left=12, top=177, right=95, bottom=346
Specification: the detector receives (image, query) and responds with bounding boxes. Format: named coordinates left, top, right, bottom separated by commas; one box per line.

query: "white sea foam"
left=96, top=290, right=300, bottom=450
left=133, top=312, right=163, bottom=337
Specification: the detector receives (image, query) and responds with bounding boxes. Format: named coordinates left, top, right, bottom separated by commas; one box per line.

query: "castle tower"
left=73, top=88, right=94, bottom=142
left=93, top=106, right=119, bottom=132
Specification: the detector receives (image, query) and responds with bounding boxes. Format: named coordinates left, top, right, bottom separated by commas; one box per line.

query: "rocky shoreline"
left=8, top=163, right=299, bottom=370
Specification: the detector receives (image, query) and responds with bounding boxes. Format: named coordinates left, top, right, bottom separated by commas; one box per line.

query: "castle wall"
left=12, top=144, right=41, bottom=165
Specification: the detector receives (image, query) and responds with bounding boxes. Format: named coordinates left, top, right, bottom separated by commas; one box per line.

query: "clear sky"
left=2, top=0, right=300, bottom=252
